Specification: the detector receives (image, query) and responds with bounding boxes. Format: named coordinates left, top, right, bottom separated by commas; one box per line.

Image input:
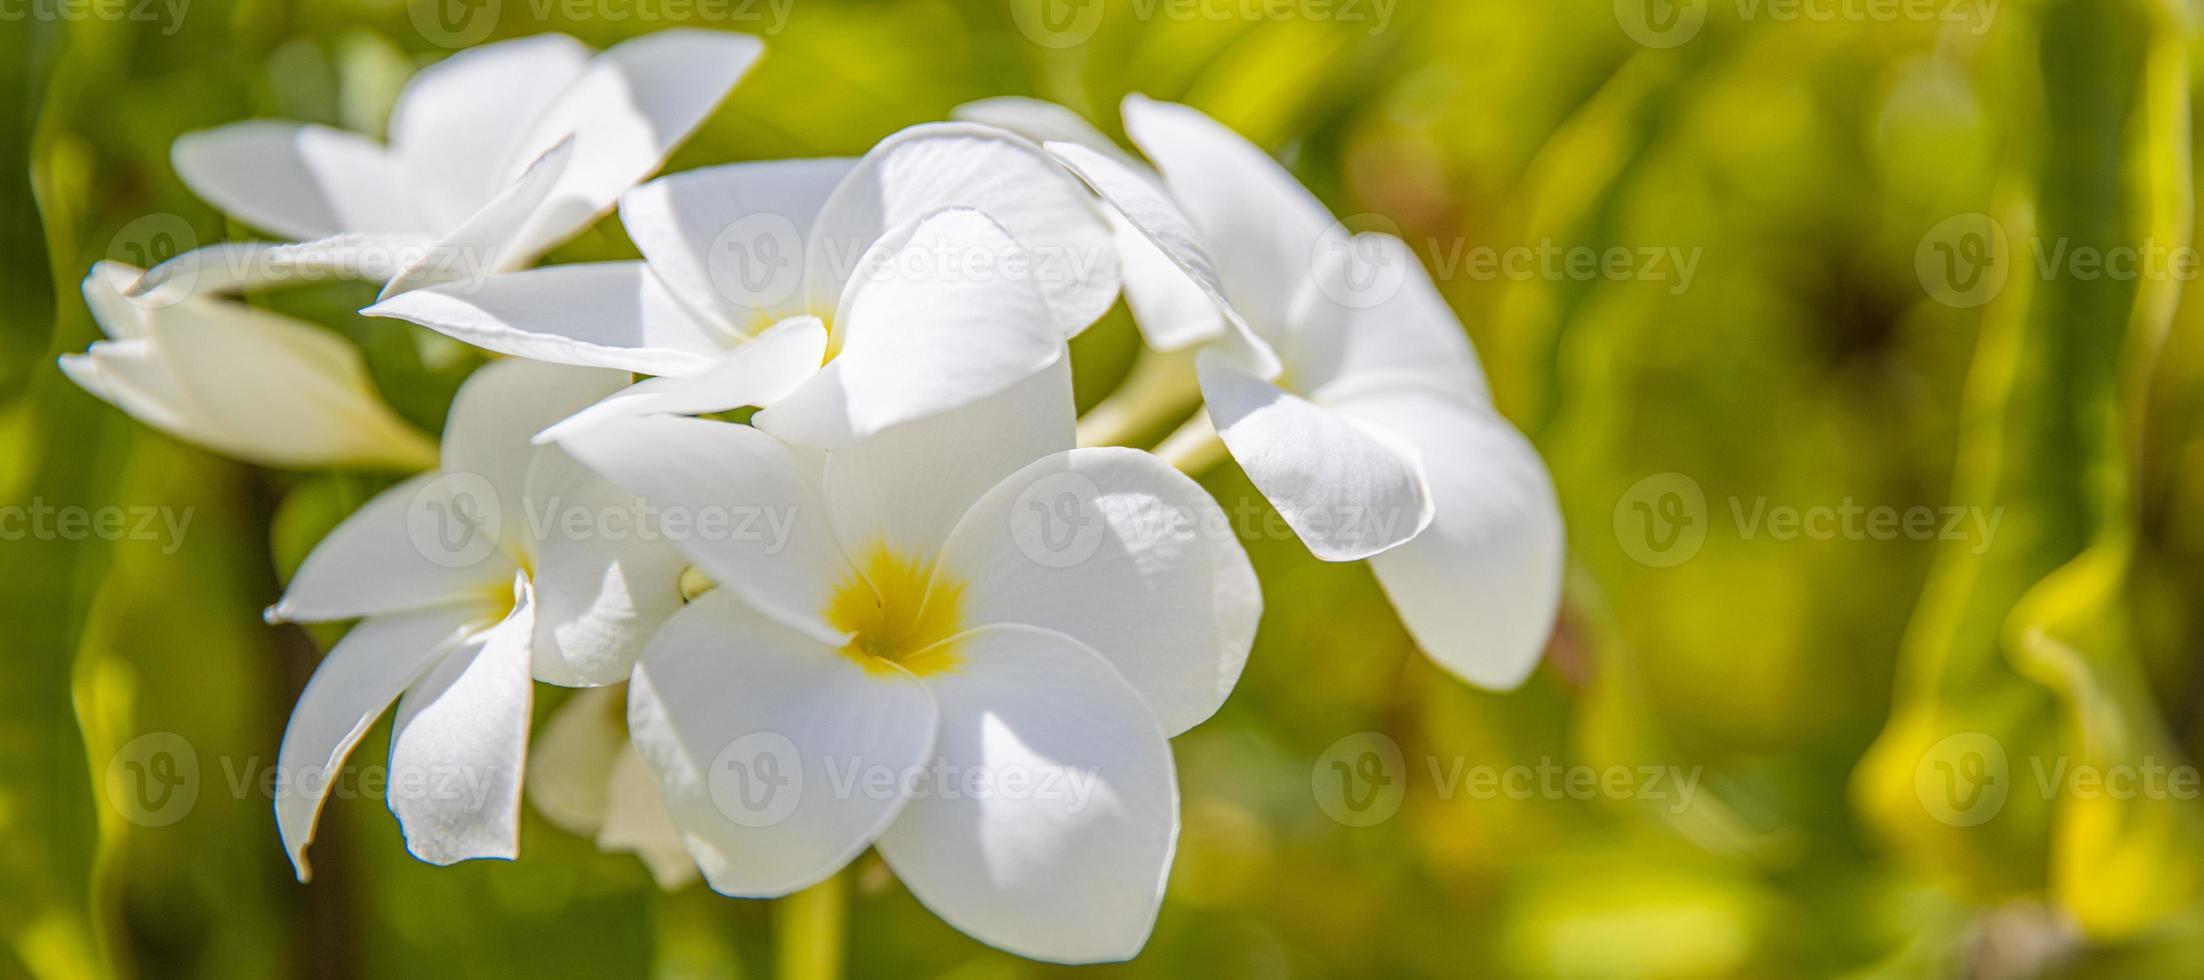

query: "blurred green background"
left=9, top=0, right=2204, bottom=976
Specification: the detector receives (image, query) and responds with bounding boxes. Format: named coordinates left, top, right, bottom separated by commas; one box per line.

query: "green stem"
left=775, top=871, right=846, bottom=980
left=1075, top=345, right=1202, bottom=448
left=1154, top=410, right=1228, bottom=477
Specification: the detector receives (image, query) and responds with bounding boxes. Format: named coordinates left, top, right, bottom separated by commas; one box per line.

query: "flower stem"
left=1076, top=346, right=1202, bottom=448
left=775, top=871, right=846, bottom=980
left=1154, top=410, right=1229, bottom=476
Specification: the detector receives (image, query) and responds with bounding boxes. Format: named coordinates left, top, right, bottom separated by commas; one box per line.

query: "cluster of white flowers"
left=64, top=29, right=1563, bottom=965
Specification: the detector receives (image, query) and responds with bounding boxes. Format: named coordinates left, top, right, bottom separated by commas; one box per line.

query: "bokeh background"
left=9, top=0, right=2204, bottom=976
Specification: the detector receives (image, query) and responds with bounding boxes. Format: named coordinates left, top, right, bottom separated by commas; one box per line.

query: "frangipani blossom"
left=366, top=123, right=1120, bottom=448
left=59, top=261, right=436, bottom=471
left=1034, top=96, right=1565, bottom=690
left=145, top=31, right=760, bottom=299
left=527, top=685, right=697, bottom=889
left=268, top=359, right=687, bottom=877
left=557, top=361, right=1260, bottom=963
left=953, top=97, right=1221, bottom=352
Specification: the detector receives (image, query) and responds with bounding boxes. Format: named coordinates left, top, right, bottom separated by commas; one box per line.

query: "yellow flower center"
left=824, top=543, right=965, bottom=675
left=677, top=565, right=718, bottom=602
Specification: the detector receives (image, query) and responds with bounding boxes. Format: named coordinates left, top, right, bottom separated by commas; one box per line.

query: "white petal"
left=497, top=29, right=765, bottom=264
left=822, top=357, right=1072, bottom=567
left=558, top=415, right=851, bottom=643
left=948, top=101, right=1223, bottom=351
left=600, top=745, right=700, bottom=889
left=522, top=446, right=688, bottom=687
left=71, top=269, right=437, bottom=471
left=533, top=315, right=827, bottom=445
left=1113, top=211, right=1223, bottom=352
left=139, top=294, right=437, bottom=470
left=524, top=687, right=696, bottom=887
left=389, top=33, right=594, bottom=233
left=1120, top=96, right=1335, bottom=334
left=270, top=471, right=518, bottom=623
left=171, top=121, right=415, bottom=240
left=877, top=624, right=1175, bottom=965
left=1128, top=95, right=1331, bottom=325
left=1331, top=387, right=1564, bottom=690
left=134, top=235, right=436, bottom=297
left=275, top=604, right=484, bottom=880
left=441, top=358, right=633, bottom=561
left=388, top=576, right=536, bottom=866
left=60, top=341, right=195, bottom=441
left=934, top=448, right=1258, bottom=735
left=526, top=686, right=625, bottom=836
left=1042, top=140, right=1273, bottom=372
left=755, top=208, right=1067, bottom=449
left=82, top=262, right=153, bottom=338
left=1286, top=233, right=1488, bottom=401
left=627, top=591, right=938, bottom=896
left=805, top=122, right=1119, bottom=338
left=1199, top=352, right=1433, bottom=561
left=379, top=135, right=574, bottom=298
left=367, top=261, right=729, bottom=375
left=621, top=159, right=855, bottom=330
left=950, top=97, right=1125, bottom=159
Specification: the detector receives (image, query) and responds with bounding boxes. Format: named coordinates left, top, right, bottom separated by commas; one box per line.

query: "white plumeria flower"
left=953, top=97, right=1221, bottom=352
left=365, top=123, right=1121, bottom=448
left=557, top=360, right=1260, bottom=964
left=143, top=31, right=760, bottom=299
left=1030, top=96, right=1565, bottom=690
left=268, top=359, right=688, bottom=877
left=59, top=261, right=436, bottom=471
left=527, top=685, right=697, bottom=889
